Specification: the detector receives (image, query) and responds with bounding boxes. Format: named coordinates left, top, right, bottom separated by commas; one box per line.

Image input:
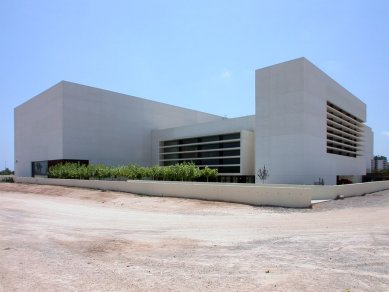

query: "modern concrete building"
left=14, top=81, right=222, bottom=177
left=14, top=57, right=374, bottom=185
left=372, top=156, right=388, bottom=171
left=255, top=58, right=373, bottom=185
left=151, top=115, right=256, bottom=183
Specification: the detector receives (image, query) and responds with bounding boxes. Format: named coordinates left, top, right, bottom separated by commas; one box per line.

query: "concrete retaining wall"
left=14, top=177, right=311, bottom=208
left=310, top=180, right=389, bottom=200
left=13, top=177, right=389, bottom=207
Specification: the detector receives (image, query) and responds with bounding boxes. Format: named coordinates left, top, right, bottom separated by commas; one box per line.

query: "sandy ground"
left=0, top=183, right=388, bottom=291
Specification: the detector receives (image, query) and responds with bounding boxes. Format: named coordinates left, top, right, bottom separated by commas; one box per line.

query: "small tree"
left=201, top=166, right=218, bottom=182
left=257, top=165, right=269, bottom=184
left=0, top=168, right=12, bottom=175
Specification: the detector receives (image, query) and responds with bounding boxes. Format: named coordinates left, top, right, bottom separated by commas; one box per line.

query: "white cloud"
left=383, top=131, right=389, bottom=138
left=221, top=69, right=232, bottom=80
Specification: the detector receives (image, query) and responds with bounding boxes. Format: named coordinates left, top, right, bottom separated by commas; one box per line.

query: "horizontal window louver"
left=326, top=101, right=364, bottom=158
left=159, top=133, right=241, bottom=174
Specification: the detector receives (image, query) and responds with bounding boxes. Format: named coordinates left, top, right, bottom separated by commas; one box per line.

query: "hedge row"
left=48, top=162, right=218, bottom=182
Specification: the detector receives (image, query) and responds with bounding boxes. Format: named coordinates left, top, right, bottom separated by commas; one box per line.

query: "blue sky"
left=1, top=0, right=388, bottom=170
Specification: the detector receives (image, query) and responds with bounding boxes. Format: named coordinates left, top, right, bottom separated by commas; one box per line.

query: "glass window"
left=198, top=159, right=220, bottom=165
left=180, top=146, right=198, bottom=152
left=162, top=160, right=177, bottom=166
left=32, top=161, right=48, bottom=177
left=162, top=147, right=179, bottom=153
left=221, top=141, right=240, bottom=148
left=163, top=140, right=179, bottom=146
left=180, top=138, right=198, bottom=144
left=200, top=135, right=219, bottom=142
left=162, top=153, right=179, bottom=160
left=221, top=133, right=240, bottom=140
left=218, top=166, right=240, bottom=173
left=221, top=149, right=240, bottom=156
left=200, top=143, right=221, bottom=150
left=221, top=158, right=240, bottom=164
left=199, top=151, right=219, bottom=158
left=180, top=153, right=198, bottom=159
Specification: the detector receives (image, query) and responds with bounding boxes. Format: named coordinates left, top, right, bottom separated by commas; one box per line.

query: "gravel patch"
left=1, top=183, right=388, bottom=291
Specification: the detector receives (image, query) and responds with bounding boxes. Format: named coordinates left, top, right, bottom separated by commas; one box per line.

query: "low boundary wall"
left=14, top=177, right=311, bottom=208
left=13, top=177, right=389, bottom=208
left=310, top=180, right=389, bottom=200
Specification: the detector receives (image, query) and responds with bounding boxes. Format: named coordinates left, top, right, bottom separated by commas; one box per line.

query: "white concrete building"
left=151, top=115, right=255, bottom=183
left=255, top=58, right=373, bottom=185
left=14, top=81, right=222, bottom=177
left=14, top=57, right=374, bottom=184
left=372, top=156, right=388, bottom=171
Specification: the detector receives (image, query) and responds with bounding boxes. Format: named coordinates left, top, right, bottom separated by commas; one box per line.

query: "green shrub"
left=1, top=177, right=14, bottom=183
left=200, top=166, right=218, bottom=182
left=0, top=168, right=13, bottom=175
left=48, top=162, right=218, bottom=182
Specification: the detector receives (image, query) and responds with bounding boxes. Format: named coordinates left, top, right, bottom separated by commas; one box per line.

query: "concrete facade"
left=15, top=84, right=64, bottom=177
left=372, top=155, right=388, bottom=171
left=15, top=58, right=374, bottom=184
left=151, top=116, right=255, bottom=176
left=15, top=81, right=222, bottom=177
left=255, top=58, right=372, bottom=185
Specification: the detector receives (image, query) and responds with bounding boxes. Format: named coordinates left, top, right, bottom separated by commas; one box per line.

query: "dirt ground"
left=0, top=183, right=388, bottom=291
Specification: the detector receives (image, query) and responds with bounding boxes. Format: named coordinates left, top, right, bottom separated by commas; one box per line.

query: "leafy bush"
left=1, top=176, right=14, bottom=183
left=48, top=162, right=218, bottom=182
left=200, top=166, right=218, bottom=182
left=49, top=162, right=90, bottom=179
left=0, top=168, right=13, bottom=175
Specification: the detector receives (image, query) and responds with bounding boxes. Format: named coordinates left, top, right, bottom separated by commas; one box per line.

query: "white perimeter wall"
left=14, top=177, right=389, bottom=207
left=14, top=177, right=312, bottom=208
left=310, top=181, right=389, bottom=200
